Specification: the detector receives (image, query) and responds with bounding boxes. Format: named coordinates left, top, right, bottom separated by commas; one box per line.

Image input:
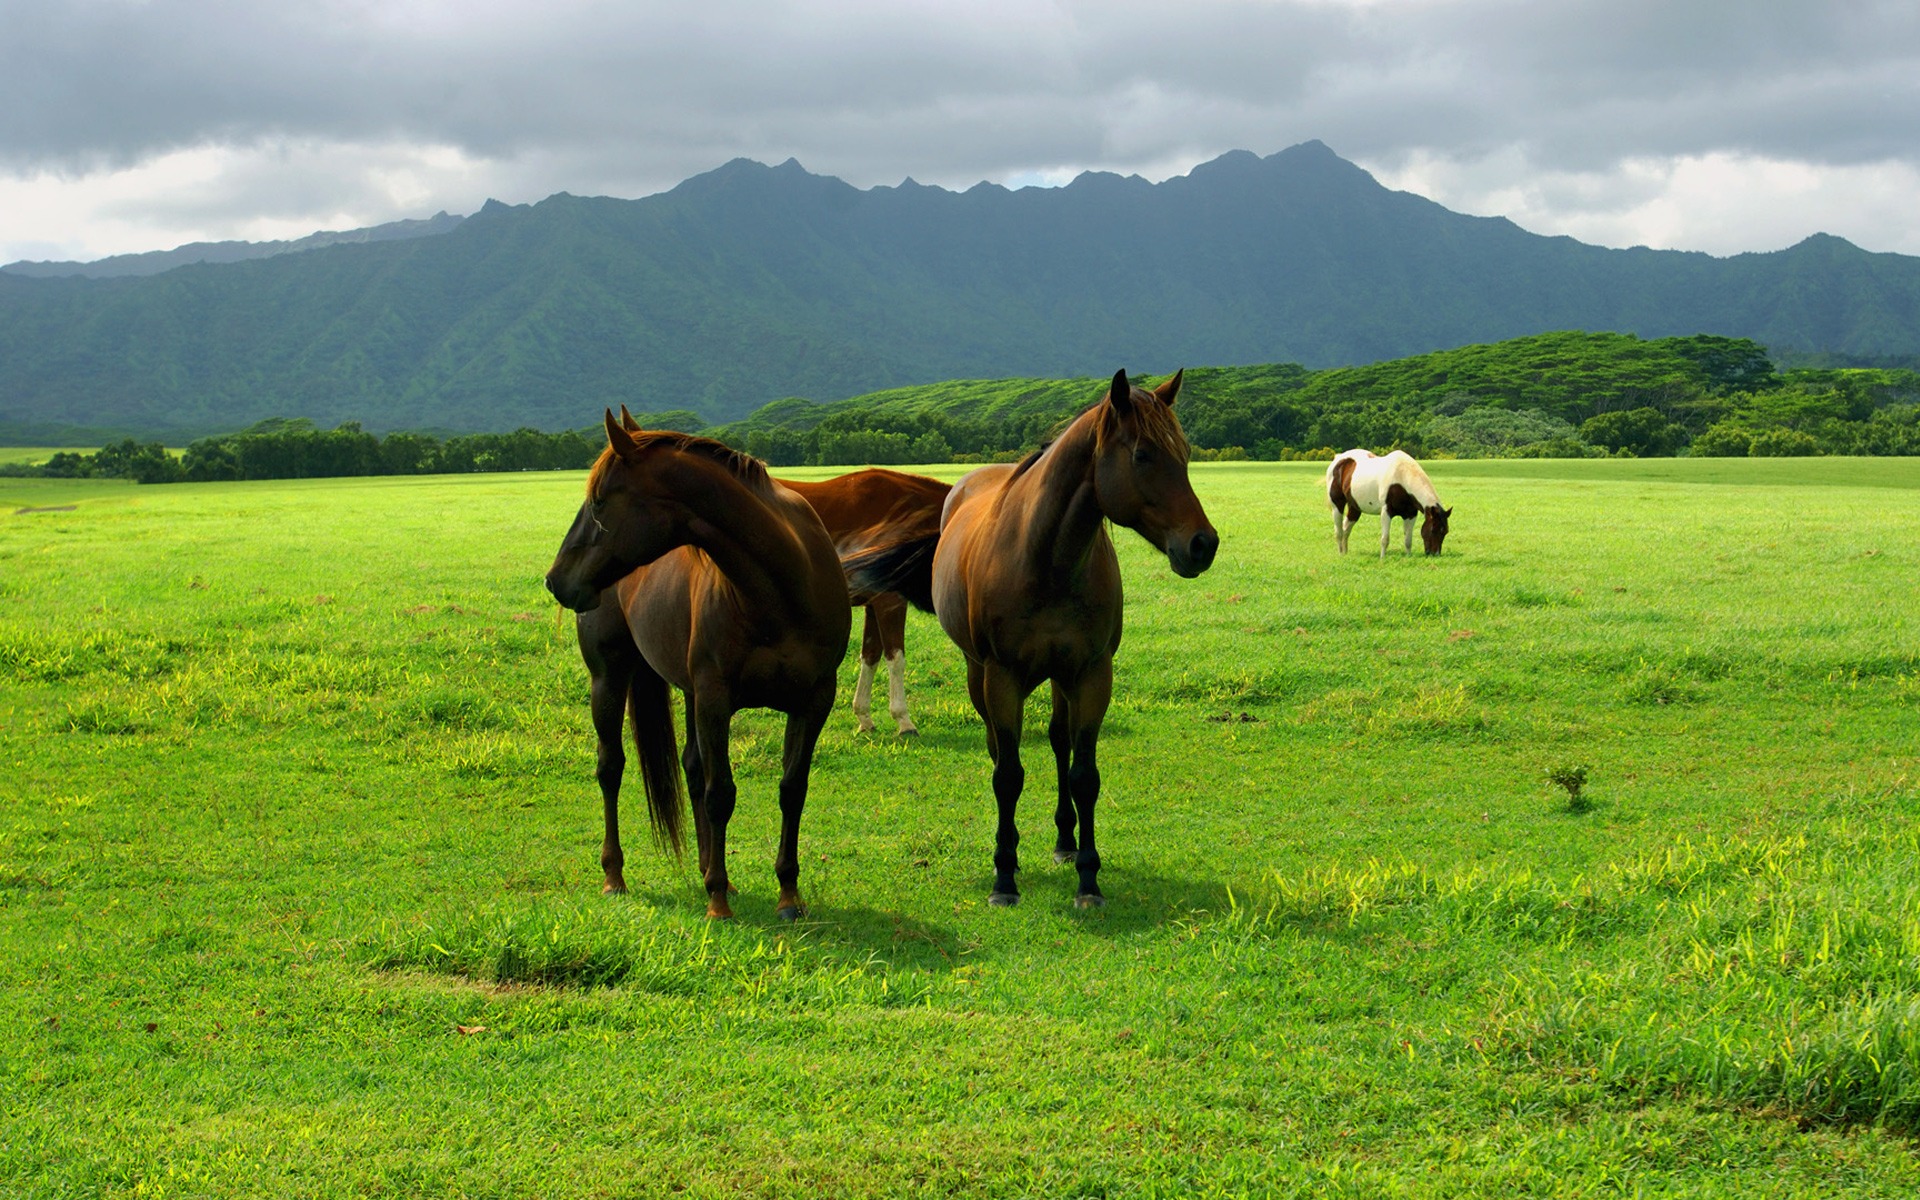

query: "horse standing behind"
left=848, top=369, right=1218, bottom=908
left=776, top=469, right=951, bottom=736
left=544, top=414, right=850, bottom=920
left=1326, top=448, right=1452, bottom=557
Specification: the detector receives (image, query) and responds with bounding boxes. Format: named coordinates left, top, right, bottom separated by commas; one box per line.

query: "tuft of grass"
left=1547, top=764, right=1591, bottom=812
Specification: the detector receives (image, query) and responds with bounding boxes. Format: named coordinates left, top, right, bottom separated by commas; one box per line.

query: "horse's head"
left=544, top=411, right=695, bottom=611
left=1092, top=368, right=1219, bottom=578
left=1420, top=505, right=1452, bottom=555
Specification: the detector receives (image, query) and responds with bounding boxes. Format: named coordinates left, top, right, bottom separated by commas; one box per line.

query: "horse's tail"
left=842, top=534, right=940, bottom=614
left=627, top=659, right=686, bottom=857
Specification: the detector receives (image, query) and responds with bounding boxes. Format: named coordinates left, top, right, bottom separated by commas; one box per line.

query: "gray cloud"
left=4, top=0, right=1917, bottom=257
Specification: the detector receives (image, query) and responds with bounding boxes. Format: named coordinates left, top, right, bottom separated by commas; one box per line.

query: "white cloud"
left=1365, top=150, right=1920, bottom=257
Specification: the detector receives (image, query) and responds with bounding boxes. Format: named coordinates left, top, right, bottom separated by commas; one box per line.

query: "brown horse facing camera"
left=612, top=408, right=950, bottom=737
left=848, top=369, right=1218, bottom=908
left=544, top=413, right=851, bottom=920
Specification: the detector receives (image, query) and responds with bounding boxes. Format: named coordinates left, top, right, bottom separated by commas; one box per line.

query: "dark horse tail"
left=627, top=659, right=686, bottom=856
left=842, top=534, right=941, bottom=614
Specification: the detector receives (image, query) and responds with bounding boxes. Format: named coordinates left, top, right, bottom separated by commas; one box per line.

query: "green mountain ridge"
left=4, top=142, right=1920, bottom=440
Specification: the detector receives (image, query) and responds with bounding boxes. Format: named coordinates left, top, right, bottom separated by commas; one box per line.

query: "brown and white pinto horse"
left=850, top=369, right=1217, bottom=908
left=776, top=469, right=951, bottom=736
left=1326, top=448, right=1452, bottom=557
left=544, top=414, right=850, bottom=920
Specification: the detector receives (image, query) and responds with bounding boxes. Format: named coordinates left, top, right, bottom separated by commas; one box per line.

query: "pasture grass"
left=3, top=459, right=1918, bottom=1196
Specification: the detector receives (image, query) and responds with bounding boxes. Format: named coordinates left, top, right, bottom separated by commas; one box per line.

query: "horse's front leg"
left=689, top=688, right=738, bottom=919
left=579, top=600, right=638, bottom=894
left=1403, top=516, right=1414, bottom=554
left=1332, top=506, right=1349, bottom=554
left=1063, top=659, right=1112, bottom=908
left=975, top=661, right=1030, bottom=906
left=772, top=684, right=834, bottom=921
left=1379, top=509, right=1393, bottom=559
left=1049, top=681, right=1076, bottom=864
left=851, top=605, right=881, bottom=733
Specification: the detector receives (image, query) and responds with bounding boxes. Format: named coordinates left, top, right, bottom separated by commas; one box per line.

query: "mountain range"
left=3, top=141, right=1918, bottom=441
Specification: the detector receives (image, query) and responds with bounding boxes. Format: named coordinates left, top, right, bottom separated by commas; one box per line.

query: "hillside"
left=1, top=213, right=465, bottom=280
left=5, top=142, right=1920, bottom=441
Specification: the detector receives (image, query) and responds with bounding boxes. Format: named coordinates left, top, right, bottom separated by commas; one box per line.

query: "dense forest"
left=11, top=331, right=1916, bottom=485
left=7, top=144, right=1920, bottom=443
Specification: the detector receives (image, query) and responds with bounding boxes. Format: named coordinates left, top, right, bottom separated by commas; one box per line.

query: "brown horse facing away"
left=544, top=413, right=851, bottom=919
left=776, top=469, right=951, bottom=735
left=612, top=409, right=950, bottom=736
left=849, top=369, right=1218, bottom=908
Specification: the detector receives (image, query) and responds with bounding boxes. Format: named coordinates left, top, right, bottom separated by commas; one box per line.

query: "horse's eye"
left=1132, top=447, right=1155, bottom=465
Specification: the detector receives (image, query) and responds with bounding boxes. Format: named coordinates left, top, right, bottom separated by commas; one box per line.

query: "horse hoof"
left=776, top=905, right=807, bottom=922
left=706, top=900, right=735, bottom=920
left=602, top=880, right=628, bottom=896
left=896, top=725, right=920, bottom=737
left=1053, top=850, right=1076, bottom=865
left=988, top=891, right=1020, bottom=907
left=1074, top=893, right=1106, bottom=910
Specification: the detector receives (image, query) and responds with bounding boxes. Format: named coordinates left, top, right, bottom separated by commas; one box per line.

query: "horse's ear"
left=1107, top=369, right=1134, bottom=417
left=1445, top=507, right=1454, bottom=517
left=605, top=409, right=639, bottom=458
left=1154, top=368, right=1184, bottom=408
left=618, top=404, right=641, bottom=432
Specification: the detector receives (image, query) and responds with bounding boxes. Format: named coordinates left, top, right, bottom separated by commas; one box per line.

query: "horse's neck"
left=1005, top=413, right=1106, bottom=579
left=1391, top=459, right=1440, bottom=509
left=667, top=457, right=816, bottom=617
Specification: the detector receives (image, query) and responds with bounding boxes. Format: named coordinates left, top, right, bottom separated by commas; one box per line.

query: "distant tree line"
left=8, top=334, right=1917, bottom=484
left=3, top=419, right=613, bottom=484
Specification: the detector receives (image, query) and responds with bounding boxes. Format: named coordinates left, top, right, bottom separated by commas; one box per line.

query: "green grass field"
left=4, top=459, right=1918, bottom=1197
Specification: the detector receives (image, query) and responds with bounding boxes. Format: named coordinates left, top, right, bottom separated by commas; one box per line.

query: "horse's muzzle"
left=1168, top=529, right=1219, bottom=578
left=544, top=572, right=601, bottom=613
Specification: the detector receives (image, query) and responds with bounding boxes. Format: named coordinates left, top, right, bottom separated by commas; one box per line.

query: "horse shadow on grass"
left=625, top=883, right=969, bottom=976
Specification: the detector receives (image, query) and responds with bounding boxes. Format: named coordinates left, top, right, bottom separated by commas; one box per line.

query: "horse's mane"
left=1093, top=385, right=1190, bottom=464
left=1015, top=380, right=1191, bottom=477
left=1008, top=445, right=1047, bottom=480
left=588, top=432, right=773, bottom=498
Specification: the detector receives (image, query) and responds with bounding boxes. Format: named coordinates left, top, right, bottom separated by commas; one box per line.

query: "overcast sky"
left=3, top=0, right=1916, bottom=265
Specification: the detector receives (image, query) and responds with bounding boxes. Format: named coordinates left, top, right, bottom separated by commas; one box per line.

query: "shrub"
left=1690, top=425, right=1752, bottom=457
left=1749, top=428, right=1822, bottom=457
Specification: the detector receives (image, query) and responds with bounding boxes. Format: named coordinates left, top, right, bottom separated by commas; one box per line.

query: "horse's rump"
left=1328, top=455, right=1361, bottom=519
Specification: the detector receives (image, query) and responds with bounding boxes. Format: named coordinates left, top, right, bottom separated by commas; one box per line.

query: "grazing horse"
left=776, top=470, right=951, bottom=736
left=1326, top=448, right=1452, bottom=557
left=849, top=369, right=1218, bottom=908
left=544, top=413, right=851, bottom=920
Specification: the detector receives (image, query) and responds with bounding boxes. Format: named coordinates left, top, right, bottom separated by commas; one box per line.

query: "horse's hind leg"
left=1379, top=509, right=1393, bottom=559
left=874, top=593, right=917, bottom=735
left=851, top=606, right=881, bottom=733
left=577, top=597, right=637, bottom=894
left=771, top=684, right=834, bottom=921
